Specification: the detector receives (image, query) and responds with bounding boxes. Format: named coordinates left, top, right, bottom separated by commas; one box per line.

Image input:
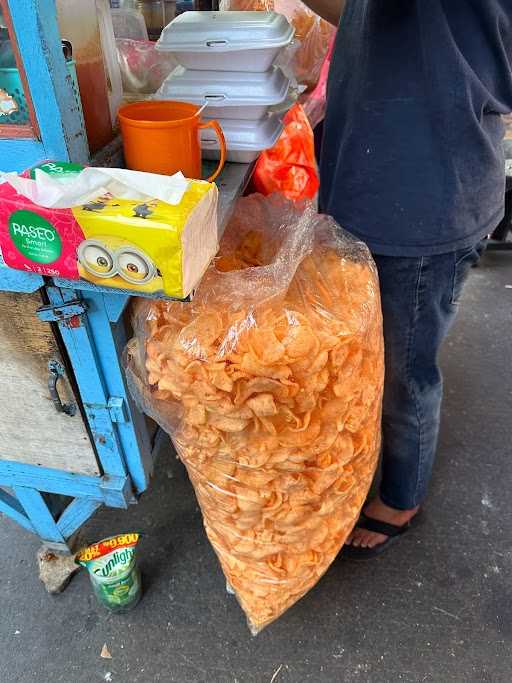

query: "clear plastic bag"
left=125, top=194, right=384, bottom=633
left=116, top=38, right=178, bottom=94
left=301, top=34, right=334, bottom=129
left=220, top=0, right=335, bottom=91
left=277, top=0, right=335, bottom=91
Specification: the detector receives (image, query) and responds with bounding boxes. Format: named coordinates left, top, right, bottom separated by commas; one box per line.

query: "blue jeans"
left=372, top=241, right=486, bottom=510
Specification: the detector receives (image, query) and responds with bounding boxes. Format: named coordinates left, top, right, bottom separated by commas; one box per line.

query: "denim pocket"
left=450, top=244, right=484, bottom=305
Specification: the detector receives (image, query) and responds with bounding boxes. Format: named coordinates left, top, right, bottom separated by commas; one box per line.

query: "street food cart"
left=0, top=0, right=252, bottom=565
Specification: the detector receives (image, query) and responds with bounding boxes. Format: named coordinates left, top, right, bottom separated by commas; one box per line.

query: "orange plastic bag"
left=252, top=104, right=319, bottom=201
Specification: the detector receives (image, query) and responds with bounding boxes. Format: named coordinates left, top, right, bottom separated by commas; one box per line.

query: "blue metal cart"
left=0, top=0, right=251, bottom=568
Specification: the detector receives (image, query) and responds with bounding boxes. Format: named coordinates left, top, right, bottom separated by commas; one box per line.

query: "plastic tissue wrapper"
left=0, top=163, right=218, bottom=299
left=0, top=166, right=190, bottom=209
left=125, top=194, right=384, bottom=633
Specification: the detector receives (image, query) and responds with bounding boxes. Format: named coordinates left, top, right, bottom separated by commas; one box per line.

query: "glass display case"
left=0, top=0, right=148, bottom=566
left=0, top=0, right=252, bottom=578
left=0, top=0, right=88, bottom=172
left=0, top=2, right=37, bottom=131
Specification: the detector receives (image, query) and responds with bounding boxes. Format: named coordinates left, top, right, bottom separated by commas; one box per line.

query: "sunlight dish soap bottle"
left=76, top=533, right=142, bottom=612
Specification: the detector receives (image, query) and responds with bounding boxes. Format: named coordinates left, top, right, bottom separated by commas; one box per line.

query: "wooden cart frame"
left=0, top=1, right=253, bottom=560
left=0, top=267, right=155, bottom=552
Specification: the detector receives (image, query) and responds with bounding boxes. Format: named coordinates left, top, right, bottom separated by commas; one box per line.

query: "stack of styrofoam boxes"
left=155, top=11, right=294, bottom=162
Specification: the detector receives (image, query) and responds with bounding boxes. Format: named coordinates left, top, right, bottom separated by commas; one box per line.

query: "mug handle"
left=199, top=119, right=226, bottom=183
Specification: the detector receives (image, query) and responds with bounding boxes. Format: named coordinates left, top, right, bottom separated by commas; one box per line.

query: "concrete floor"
left=0, top=250, right=511, bottom=683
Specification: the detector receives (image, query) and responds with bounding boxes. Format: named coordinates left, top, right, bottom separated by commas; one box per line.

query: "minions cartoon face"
left=116, top=246, right=156, bottom=285
left=77, top=240, right=116, bottom=278
left=77, top=236, right=163, bottom=293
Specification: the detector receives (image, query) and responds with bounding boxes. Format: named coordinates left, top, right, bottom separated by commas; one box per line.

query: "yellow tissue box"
left=0, top=162, right=218, bottom=300
left=73, top=181, right=219, bottom=299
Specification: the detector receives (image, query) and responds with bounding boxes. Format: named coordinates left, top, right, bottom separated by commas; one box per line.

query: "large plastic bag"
left=125, top=194, right=384, bottom=633
left=252, top=104, right=319, bottom=201
left=220, top=0, right=335, bottom=91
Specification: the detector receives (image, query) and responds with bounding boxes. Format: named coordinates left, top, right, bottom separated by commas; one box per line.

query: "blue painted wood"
left=13, top=486, right=65, bottom=543
left=37, top=299, right=88, bottom=322
left=0, top=139, right=48, bottom=173
left=106, top=396, right=128, bottom=423
left=103, top=293, right=130, bottom=324
left=52, top=277, right=191, bottom=304
left=0, top=488, right=35, bottom=533
left=8, top=0, right=88, bottom=162
left=46, top=286, right=128, bottom=479
left=100, top=474, right=134, bottom=506
left=0, top=266, right=44, bottom=292
left=46, top=285, right=155, bottom=495
left=0, top=460, right=130, bottom=508
left=83, top=291, right=153, bottom=494
left=57, top=498, right=102, bottom=539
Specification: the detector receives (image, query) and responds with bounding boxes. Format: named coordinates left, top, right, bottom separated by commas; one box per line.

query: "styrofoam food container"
left=156, top=65, right=290, bottom=120
left=156, top=11, right=294, bottom=73
left=201, top=114, right=284, bottom=164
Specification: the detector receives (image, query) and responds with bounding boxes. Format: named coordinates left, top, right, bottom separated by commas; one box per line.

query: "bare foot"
left=346, top=497, right=420, bottom=549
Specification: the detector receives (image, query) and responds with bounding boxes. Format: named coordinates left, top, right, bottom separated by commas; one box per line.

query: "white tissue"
left=0, top=167, right=190, bottom=209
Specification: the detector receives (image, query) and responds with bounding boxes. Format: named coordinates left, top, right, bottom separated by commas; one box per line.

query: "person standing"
left=301, top=0, right=512, bottom=556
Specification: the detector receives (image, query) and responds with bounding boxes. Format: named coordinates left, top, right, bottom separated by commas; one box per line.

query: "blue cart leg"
left=13, top=487, right=66, bottom=545
left=9, top=487, right=104, bottom=593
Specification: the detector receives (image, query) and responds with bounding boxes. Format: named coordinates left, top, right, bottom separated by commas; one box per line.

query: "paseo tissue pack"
left=0, top=161, right=219, bottom=299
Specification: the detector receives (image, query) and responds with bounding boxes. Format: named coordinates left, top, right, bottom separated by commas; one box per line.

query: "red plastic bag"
left=252, top=104, right=319, bottom=201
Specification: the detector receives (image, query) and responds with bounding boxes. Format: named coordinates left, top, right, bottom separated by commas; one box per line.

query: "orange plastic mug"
left=118, top=101, right=226, bottom=182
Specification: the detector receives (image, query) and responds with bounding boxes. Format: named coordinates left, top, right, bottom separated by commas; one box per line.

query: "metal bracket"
left=107, top=397, right=128, bottom=424
left=37, top=299, right=88, bottom=323
left=48, top=360, right=77, bottom=417
left=84, top=397, right=128, bottom=424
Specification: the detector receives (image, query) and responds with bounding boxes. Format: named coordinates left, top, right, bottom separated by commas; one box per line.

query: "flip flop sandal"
left=342, top=512, right=413, bottom=560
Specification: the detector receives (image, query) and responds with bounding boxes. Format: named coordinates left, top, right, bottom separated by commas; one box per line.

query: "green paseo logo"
left=30, top=161, right=84, bottom=180
left=8, top=210, right=62, bottom=264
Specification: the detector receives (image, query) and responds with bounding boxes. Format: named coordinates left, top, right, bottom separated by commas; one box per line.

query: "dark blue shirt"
left=320, top=0, right=512, bottom=256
